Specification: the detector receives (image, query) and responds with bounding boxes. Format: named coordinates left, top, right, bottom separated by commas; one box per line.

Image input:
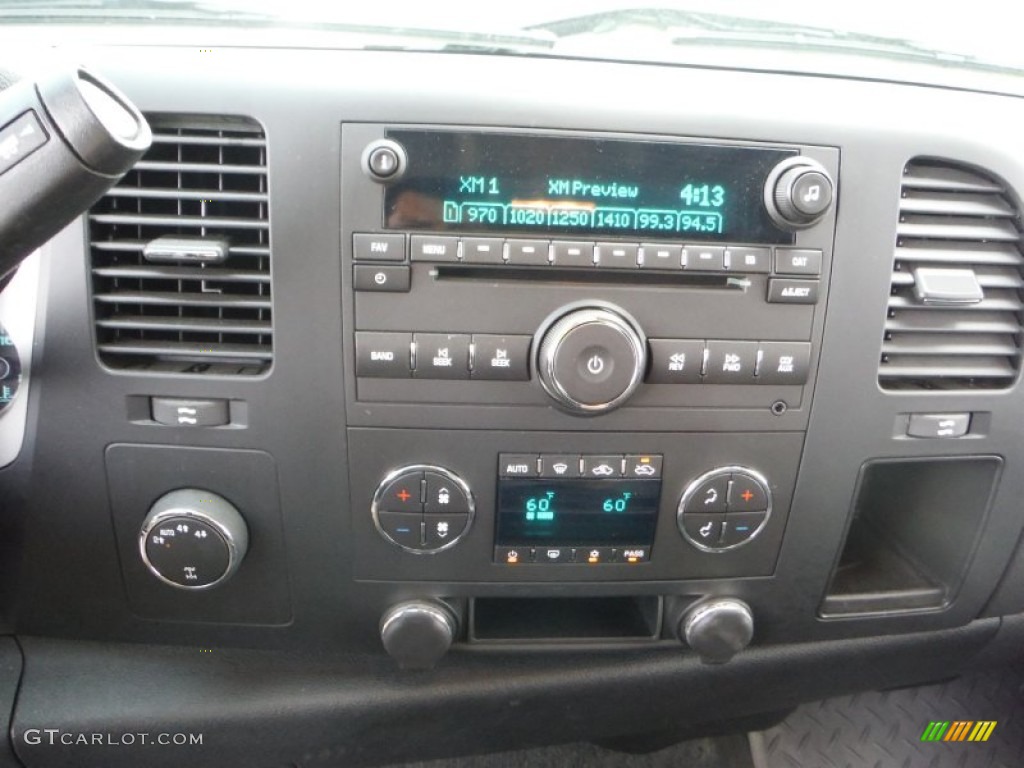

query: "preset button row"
left=387, top=233, right=821, bottom=276
left=356, top=332, right=530, bottom=380
left=647, top=340, right=811, bottom=385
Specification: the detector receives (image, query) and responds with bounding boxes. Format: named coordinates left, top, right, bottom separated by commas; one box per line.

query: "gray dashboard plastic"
left=0, top=43, right=1023, bottom=767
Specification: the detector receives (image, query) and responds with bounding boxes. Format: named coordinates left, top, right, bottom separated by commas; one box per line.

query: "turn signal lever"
left=0, top=66, right=150, bottom=281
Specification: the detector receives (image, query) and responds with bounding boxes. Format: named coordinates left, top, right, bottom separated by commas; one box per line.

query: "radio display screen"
left=384, top=130, right=796, bottom=243
left=496, top=478, right=661, bottom=547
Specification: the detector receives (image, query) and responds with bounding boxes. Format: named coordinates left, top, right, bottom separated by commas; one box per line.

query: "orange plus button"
left=726, top=473, right=769, bottom=512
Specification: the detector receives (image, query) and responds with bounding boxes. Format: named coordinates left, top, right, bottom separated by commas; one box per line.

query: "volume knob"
left=764, top=157, right=834, bottom=229
left=536, top=305, right=647, bottom=415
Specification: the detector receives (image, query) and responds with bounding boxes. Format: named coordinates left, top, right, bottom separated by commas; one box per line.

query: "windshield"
left=0, top=0, right=1020, bottom=80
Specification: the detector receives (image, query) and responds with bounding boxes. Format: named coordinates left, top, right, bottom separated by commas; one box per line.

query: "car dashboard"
left=0, top=35, right=1023, bottom=768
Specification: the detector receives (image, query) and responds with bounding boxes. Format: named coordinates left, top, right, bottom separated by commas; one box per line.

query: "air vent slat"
left=150, top=132, right=265, bottom=147
left=899, top=192, right=1015, bottom=218
left=94, top=291, right=272, bottom=309
left=882, top=334, right=1019, bottom=357
left=97, top=340, right=272, bottom=360
left=96, top=316, right=271, bottom=334
left=886, top=293, right=1021, bottom=312
left=879, top=358, right=1016, bottom=379
left=92, top=265, right=271, bottom=283
left=884, top=311, right=1021, bottom=335
left=105, top=187, right=268, bottom=203
left=897, top=216, right=1021, bottom=242
left=90, top=213, right=269, bottom=230
left=133, top=160, right=266, bottom=175
left=880, top=159, right=1022, bottom=390
left=899, top=166, right=1004, bottom=193
left=88, top=115, right=272, bottom=374
left=90, top=240, right=270, bottom=257
left=894, top=243, right=1022, bottom=266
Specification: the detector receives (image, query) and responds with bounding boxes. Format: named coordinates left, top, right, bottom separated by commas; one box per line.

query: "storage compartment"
left=470, top=596, right=661, bottom=642
left=821, top=456, right=1002, bottom=616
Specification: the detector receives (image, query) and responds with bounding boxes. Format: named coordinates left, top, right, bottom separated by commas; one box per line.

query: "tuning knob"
left=764, top=157, right=834, bottom=229
left=536, top=305, right=647, bottom=415
left=380, top=600, right=458, bottom=670
left=679, top=598, right=754, bottom=664
left=139, top=489, right=249, bottom=590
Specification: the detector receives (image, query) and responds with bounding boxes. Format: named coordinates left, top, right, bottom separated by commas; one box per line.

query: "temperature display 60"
left=496, top=478, right=661, bottom=547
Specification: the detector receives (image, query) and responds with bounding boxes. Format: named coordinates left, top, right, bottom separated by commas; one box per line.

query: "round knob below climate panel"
left=677, top=467, right=772, bottom=552
left=371, top=465, right=475, bottom=554
left=139, top=489, right=249, bottom=590
left=536, top=306, right=647, bottom=415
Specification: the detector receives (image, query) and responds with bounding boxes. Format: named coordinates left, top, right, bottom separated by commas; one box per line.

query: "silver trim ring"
left=762, top=156, right=834, bottom=230
left=677, top=466, right=772, bottom=553
left=138, top=489, right=248, bottom=591
left=537, top=307, right=647, bottom=415
left=371, top=464, right=476, bottom=555
left=361, top=138, right=407, bottom=182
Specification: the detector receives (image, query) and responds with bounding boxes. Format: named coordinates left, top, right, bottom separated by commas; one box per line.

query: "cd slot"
left=431, top=264, right=745, bottom=289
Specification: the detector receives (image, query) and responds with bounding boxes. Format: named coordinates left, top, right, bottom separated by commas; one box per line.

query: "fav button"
left=352, top=233, right=406, bottom=262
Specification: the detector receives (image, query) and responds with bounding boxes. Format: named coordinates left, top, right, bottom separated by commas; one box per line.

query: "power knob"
left=536, top=305, right=647, bottom=415
left=764, top=157, right=834, bottom=229
left=679, top=598, right=754, bottom=664
left=380, top=600, right=458, bottom=670
left=139, top=489, right=249, bottom=590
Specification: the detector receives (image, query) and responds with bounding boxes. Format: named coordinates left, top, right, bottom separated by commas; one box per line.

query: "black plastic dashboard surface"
left=0, top=38, right=1023, bottom=768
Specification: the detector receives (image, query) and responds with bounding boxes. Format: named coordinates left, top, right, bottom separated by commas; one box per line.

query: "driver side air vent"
left=879, top=159, right=1023, bottom=390
left=88, top=115, right=272, bottom=375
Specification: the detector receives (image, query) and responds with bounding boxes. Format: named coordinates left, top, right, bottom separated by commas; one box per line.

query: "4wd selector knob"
left=764, top=157, right=834, bottom=229
left=537, top=306, right=646, bottom=415
left=139, top=489, right=249, bottom=590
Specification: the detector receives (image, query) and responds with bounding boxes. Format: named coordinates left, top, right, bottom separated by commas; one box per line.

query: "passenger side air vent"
left=88, top=115, right=271, bottom=374
left=879, top=159, right=1023, bottom=390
